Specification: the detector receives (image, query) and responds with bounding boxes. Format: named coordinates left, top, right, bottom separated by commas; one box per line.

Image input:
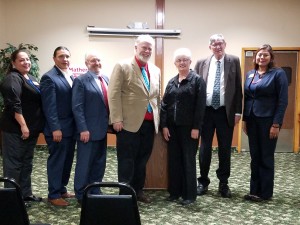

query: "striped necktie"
left=211, top=61, right=221, bottom=109
left=98, top=76, right=109, bottom=114
left=141, top=67, right=152, bottom=113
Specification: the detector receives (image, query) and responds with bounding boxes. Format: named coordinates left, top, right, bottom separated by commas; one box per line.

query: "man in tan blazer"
left=108, top=35, right=160, bottom=203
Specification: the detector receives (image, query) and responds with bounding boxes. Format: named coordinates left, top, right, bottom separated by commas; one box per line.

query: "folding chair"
left=0, top=177, right=50, bottom=225
left=80, top=182, right=141, bottom=225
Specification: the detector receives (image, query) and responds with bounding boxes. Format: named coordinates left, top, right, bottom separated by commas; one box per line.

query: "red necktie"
left=98, top=76, right=109, bottom=113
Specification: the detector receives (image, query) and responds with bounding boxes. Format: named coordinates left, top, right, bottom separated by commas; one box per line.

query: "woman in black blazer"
left=0, top=49, right=44, bottom=203
left=160, top=48, right=206, bottom=206
left=243, top=44, right=288, bottom=202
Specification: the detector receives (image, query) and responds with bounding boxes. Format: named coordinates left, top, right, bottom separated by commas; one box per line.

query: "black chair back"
left=0, top=177, right=30, bottom=225
left=80, top=182, right=141, bottom=225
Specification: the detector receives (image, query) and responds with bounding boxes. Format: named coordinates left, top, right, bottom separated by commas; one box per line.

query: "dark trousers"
left=168, top=125, right=198, bottom=201
left=74, top=138, right=107, bottom=200
left=2, top=132, right=38, bottom=197
left=45, top=136, right=76, bottom=199
left=116, top=120, right=154, bottom=194
left=198, top=106, right=234, bottom=187
left=246, top=115, right=277, bottom=199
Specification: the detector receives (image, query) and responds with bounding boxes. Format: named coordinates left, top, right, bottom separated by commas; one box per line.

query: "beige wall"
left=0, top=0, right=5, bottom=45
left=1, top=0, right=300, bottom=89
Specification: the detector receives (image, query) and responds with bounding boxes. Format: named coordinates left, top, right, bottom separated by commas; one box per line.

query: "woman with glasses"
left=160, top=48, right=206, bottom=206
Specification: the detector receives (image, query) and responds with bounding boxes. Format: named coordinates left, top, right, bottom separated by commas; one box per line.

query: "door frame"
left=239, top=47, right=300, bottom=153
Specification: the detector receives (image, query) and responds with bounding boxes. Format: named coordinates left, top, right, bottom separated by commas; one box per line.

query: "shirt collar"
left=135, top=56, right=148, bottom=70
left=212, top=55, right=225, bottom=64
left=55, top=65, right=72, bottom=76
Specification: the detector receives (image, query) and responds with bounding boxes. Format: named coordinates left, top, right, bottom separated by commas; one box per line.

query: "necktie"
left=141, top=67, right=152, bottom=113
left=98, top=76, right=109, bottom=113
left=211, top=61, right=221, bottom=109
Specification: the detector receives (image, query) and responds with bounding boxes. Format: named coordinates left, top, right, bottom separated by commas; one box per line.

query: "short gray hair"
left=173, top=48, right=192, bottom=61
left=209, top=34, right=225, bottom=45
left=85, top=51, right=101, bottom=62
left=135, top=34, right=155, bottom=46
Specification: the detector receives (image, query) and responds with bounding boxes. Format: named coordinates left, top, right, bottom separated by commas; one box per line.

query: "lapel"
left=87, top=71, right=105, bottom=102
left=223, top=54, right=231, bottom=89
left=203, top=56, right=212, bottom=83
left=148, top=63, right=157, bottom=94
left=54, top=66, right=71, bottom=88
left=132, top=59, right=149, bottom=94
left=245, top=70, right=255, bottom=91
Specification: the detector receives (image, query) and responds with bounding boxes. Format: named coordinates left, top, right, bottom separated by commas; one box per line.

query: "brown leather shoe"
left=137, top=192, right=151, bottom=204
left=61, top=192, right=75, bottom=198
left=48, top=198, right=69, bottom=206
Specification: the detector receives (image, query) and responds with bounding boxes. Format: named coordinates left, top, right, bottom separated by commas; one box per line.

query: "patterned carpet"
left=1, top=146, right=300, bottom=225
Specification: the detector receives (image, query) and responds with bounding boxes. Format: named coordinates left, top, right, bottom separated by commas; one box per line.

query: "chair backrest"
left=80, top=182, right=141, bottom=225
left=0, top=177, right=30, bottom=225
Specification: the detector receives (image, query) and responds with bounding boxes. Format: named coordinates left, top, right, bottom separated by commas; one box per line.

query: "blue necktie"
left=211, top=61, right=221, bottom=109
left=141, top=67, right=152, bottom=113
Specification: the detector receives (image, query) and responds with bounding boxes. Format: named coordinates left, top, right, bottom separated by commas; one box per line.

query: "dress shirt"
left=206, top=56, right=225, bottom=107
left=89, top=71, right=108, bottom=95
left=135, top=57, right=153, bottom=121
left=56, top=66, right=73, bottom=87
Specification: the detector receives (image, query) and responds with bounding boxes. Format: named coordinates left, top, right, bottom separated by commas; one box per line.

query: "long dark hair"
left=253, top=44, right=275, bottom=71
left=7, top=49, right=30, bottom=74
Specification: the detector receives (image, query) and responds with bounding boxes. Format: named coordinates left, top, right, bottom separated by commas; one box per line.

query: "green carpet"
left=1, top=147, right=300, bottom=225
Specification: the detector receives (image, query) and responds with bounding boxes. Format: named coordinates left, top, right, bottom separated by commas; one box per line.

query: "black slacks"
left=198, top=106, right=234, bottom=187
left=2, top=131, right=38, bottom=197
left=246, top=114, right=277, bottom=199
left=167, top=125, right=198, bottom=201
left=116, top=120, right=154, bottom=194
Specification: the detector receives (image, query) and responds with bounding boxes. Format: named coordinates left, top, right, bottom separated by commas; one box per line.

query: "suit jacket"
left=72, top=71, right=109, bottom=141
left=108, top=57, right=161, bottom=133
left=40, top=66, right=75, bottom=137
left=194, top=54, right=243, bottom=126
left=243, top=68, right=288, bottom=124
left=0, top=69, right=44, bottom=137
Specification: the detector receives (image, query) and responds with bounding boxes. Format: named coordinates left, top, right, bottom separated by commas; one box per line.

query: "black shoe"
left=166, top=195, right=179, bottom=202
left=197, top=184, right=208, bottom=196
left=243, top=194, right=253, bottom=201
left=24, top=202, right=31, bottom=208
left=244, top=194, right=263, bottom=202
left=180, top=199, right=195, bottom=206
left=24, top=195, right=42, bottom=202
left=218, top=183, right=232, bottom=198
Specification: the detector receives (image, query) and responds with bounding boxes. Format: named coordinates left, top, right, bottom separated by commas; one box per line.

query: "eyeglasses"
left=210, top=42, right=225, bottom=48
left=175, top=58, right=190, bottom=63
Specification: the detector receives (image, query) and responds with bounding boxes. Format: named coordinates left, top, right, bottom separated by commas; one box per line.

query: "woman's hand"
left=21, top=124, right=29, bottom=140
left=191, top=129, right=199, bottom=139
left=162, top=127, right=170, bottom=141
left=270, top=126, right=280, bottom=139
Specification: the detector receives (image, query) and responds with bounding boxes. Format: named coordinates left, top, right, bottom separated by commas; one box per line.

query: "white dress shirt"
left=206, top=56, right=225, bottom=107
left=56, top=66, right=73, bottom=87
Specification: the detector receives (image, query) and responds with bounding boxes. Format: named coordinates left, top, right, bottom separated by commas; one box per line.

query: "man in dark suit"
left=72, top=51, right=109, bottom=205
left=40, top=46, right=76, bottom=206
left=194, top=34, right=243, bottom=198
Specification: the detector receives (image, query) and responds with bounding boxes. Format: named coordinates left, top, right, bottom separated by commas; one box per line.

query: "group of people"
left=0, top=33, right=288, bottom=209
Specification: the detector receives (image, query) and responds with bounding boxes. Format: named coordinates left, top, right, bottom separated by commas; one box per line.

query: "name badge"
left=248, top=73, right=254, bottom=78
left=32, top=81, right=39, bottom=85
